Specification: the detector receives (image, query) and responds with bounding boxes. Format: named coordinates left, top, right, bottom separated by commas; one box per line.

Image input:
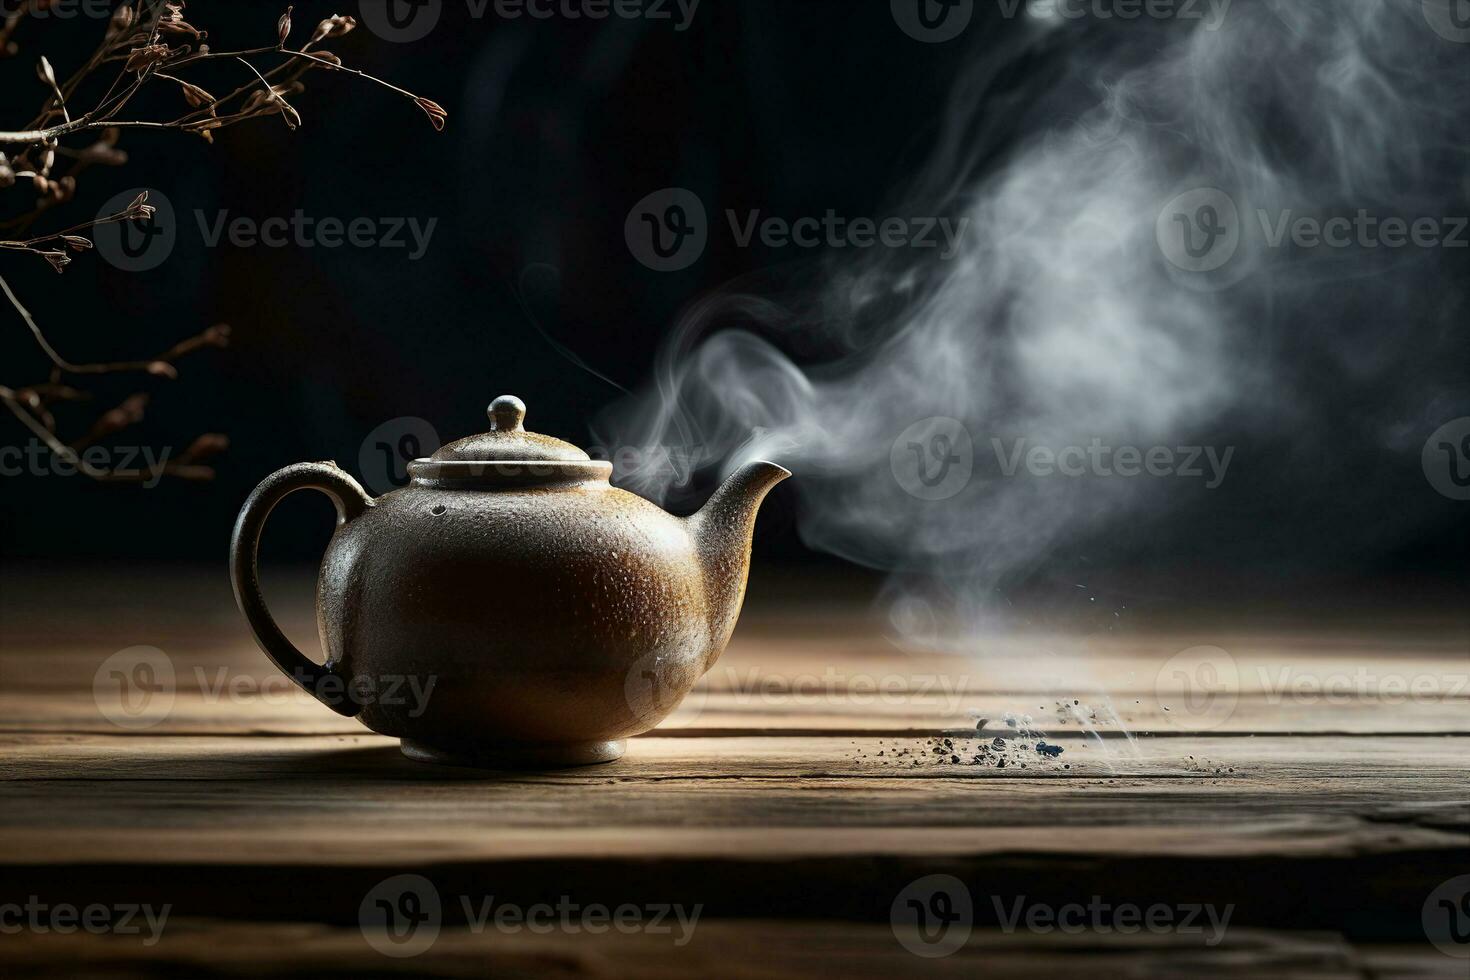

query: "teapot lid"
left=429, top=395, right=591, bottom=463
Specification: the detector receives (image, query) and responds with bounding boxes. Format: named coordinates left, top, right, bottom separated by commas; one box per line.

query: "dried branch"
left=0, top=1, right=447, bottom=484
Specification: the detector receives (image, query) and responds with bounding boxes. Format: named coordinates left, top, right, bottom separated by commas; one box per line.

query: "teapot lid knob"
left=488, top=395, right=527, bottom=432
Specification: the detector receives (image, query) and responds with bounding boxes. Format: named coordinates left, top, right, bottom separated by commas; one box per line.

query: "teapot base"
left=399, top=737, right=626, bottom=770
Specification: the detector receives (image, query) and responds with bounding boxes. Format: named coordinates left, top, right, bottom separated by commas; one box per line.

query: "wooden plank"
left=4, top=632, right=1467, bottom=736
left=3, top=920, right=1460, bottom=980
left=4, top=732, right=1468, bottom=783
left=3, top=569, right=1466, bottom=965
left=1, top=779, right=1465, bottom=864
left=4, top=689, right=1467, bottom=736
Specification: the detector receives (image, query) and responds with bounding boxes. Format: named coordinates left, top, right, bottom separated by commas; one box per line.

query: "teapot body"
left=319, top=479, right=717, bottom=765
left=230, top=395, right=788, bottom=769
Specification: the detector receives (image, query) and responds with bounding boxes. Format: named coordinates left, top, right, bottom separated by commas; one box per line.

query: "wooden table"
left=2, top=567, right=1467, bottom=977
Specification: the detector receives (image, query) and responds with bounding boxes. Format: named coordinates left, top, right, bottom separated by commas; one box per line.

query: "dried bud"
left=180, top=433, right=230, bottom=462
left=203, top=323, right=232, bottom=347
left=159, top=3, right=205, bottom=41
left=108, top=5, right=136, bottom=39
left=78, top=139, right=129, bottom=167
left=125, top=43, right=172, bottom=72
left=278, top=6, right=293, bottom=46
left=61, top=236, right=93, bottom=252
left=100, top=394, right=151, bottom=435
left=277, top=99, right=302, bottom=131
left=41, top=251, right=71, bottom=274
left=414, top=97, right=448, bottom=132
left=178, top=79, right=215, bottom=109
left=310, top=14, right=356, bottom=46
left=244, top=84, right=304, bottom=130
left=125, top=191, right=156, bottom=222
left=37, top=56, right=57, bottom=89
left=311, top=51, right=343, bottom=68
left=183, top=119, right=222, bottom=143
left=146, top=361, right=179, bottom=380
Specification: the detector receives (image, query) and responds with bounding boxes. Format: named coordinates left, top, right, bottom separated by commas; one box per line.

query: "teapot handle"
left=229, top=462, right=374, bottom=717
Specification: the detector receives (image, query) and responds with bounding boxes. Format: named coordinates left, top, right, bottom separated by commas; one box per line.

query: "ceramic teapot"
left=228, top=396, right=788, bottom=769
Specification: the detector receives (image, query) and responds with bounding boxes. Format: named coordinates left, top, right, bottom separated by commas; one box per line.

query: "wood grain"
left=6, top=920, right=1463, bottom=980
left=2, top=567, right=1466, bottom=974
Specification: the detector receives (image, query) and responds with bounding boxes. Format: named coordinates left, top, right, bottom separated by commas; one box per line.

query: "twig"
left=0, top=4, right=443, bottom=484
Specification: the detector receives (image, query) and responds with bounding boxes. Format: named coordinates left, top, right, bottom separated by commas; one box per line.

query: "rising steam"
left=595, top=1, right=1469, bottom=642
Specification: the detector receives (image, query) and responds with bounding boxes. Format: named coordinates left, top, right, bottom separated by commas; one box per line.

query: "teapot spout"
left=687, top=460, right=791, bottom=668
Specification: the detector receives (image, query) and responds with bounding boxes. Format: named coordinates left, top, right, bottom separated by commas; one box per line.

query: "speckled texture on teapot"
left=318, top=479, right=713, bottom=743
left=231, top=393, right=789, bottom=768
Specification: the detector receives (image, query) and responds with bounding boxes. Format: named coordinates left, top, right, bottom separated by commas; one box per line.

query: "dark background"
left=1, top=1, right=1465, bottom=612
